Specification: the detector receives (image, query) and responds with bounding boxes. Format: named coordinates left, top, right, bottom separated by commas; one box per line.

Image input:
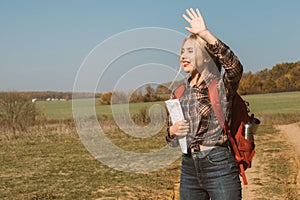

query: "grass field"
left=1, top=91, right=300, bottom=199
left=37, top=100, right=166, bottom=120
left=36, top=91, right=300, bottom=120
left=243, top=91, right=300, bottom=115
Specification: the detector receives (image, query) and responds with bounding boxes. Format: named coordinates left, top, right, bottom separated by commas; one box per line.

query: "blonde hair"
left=169, top=34, right=222, bottom=90
left=181, top=34, right=221, bottom=73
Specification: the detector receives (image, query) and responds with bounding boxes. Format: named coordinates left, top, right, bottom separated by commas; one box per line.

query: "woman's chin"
left=183, top=67, right=192, bottom=73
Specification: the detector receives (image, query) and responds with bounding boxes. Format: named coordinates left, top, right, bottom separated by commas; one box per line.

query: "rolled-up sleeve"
left=165, top=117, right=179, bottom=147
left=206, top=40, right=243, bottom=94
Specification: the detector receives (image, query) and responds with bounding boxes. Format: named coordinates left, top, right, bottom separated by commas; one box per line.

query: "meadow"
left=37, top=100, right=164, bottom=120
left=37, top=91, right=300, bottom=119
left=1, top=92, right=300, bottom=199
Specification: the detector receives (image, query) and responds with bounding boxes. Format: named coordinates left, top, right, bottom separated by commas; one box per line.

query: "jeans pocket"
left=182, top=154, right=193, bottom=165
left=206, top=149, right=230, bottom=166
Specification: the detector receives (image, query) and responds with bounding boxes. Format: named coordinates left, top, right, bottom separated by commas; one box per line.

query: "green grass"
left=37, top=100, right=166, bottom=120
left=36, top=91, right=300, bottom=120
left=243, top=91, right=300, bottom=115
left=37, top=100, right=73, bottom=119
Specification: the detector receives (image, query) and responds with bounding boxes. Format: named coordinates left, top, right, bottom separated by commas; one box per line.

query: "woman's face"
left=180, top=39, right=205, bottom=74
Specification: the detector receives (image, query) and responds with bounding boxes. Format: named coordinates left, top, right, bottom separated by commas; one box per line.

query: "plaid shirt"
left=166, top=40, right=243, bottom=150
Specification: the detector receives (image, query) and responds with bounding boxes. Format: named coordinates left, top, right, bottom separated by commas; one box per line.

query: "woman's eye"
left=188, top=50, right=193, bottom=53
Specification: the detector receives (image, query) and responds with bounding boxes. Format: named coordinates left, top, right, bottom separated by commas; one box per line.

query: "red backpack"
left=173, top=79, right=258, bottom=185
left=208, top=78, right=258, bottom=185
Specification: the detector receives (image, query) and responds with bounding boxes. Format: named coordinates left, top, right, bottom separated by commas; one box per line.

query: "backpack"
left=173, top=79, right=259, bottom=185
left=208, top=78, right=258, bottom=185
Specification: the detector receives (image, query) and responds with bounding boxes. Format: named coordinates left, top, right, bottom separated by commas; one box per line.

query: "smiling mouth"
left=182, top=61, right=190, bottom=67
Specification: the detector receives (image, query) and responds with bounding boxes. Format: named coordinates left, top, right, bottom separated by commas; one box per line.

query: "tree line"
left=0, top=60, right=299, bottom=105
left=98, top=61, right=300, bottom=104
left=238, top=61, right=300, bottom=95
left=98, top=85, right=171, bottom=105
left=0, top=91, right=102, bottom=101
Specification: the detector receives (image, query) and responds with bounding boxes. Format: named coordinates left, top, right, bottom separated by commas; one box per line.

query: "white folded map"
left=165, top=99, right=187, bottom=154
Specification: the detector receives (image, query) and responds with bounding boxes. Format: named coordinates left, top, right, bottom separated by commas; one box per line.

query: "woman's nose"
left=180, top=53, right=186, bottom=60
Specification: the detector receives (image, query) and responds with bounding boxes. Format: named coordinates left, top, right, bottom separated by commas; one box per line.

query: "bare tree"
left=0, top=92, right=38, bottom=133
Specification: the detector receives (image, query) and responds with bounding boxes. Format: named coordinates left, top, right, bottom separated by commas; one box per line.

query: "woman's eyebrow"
left=181, top=47, right=193, bottom=51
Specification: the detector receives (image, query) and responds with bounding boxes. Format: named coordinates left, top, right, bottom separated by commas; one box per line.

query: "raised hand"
left=182, top=8, right=208, bottom=36
left=182, top=8, right=218, bottom=45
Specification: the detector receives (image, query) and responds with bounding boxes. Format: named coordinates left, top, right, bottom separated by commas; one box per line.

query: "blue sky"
left=1, top=0, right=300, bottom=92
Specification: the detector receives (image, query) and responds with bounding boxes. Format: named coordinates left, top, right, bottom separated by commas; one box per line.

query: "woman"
left=166, top=8, right=243, bottom=200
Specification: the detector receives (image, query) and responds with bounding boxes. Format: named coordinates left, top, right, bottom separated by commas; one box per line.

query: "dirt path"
left=276, top=123, right=300, bottom=160
left=242, top=123, right=300, bottom=199
left=276, top=123, right=300, bottom=192
left=241, top=144, right=264, bottom=199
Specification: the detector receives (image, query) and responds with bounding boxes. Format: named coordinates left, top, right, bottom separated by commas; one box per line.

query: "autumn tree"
left=143, top=85, right=155, bottom=102
left=129, top=89, right=144, bottom=103
left=99, top=92, right=112, bottom=105
left=239, top=61, right=300, bottom=94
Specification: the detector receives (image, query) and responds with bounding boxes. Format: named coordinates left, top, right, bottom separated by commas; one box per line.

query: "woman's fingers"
left=195, top=8, right=205, bottom=24
left=177, top=121, right=189, bottom=133
left=182, top=7, right=208, bottom=35
left=186, top=8, right=194, bottom=19
left=170, top=120, right=189, bottom=137
left=190, top=8, right=198, bottom=18
left=182, top=14, right=191, bottom=23
left=178, top=124, right=189, bottom=130
left=177, top=120, right=189, bottom=126
left=178, top=128, right=189, bottom=133
left=196, top=8, right=201, bottom=17
left=176, top=131, right=188, bottom=137
left=184, top=27, right=192, bottom=32
left=183, top=8, right=204, bottom=22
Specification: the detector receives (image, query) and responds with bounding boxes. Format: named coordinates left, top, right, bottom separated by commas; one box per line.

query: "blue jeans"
left=180, top=146, right=241, bottom=200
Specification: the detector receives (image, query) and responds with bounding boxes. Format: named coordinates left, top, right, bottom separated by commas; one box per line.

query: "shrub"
left=0, top=92, right=39, bottom=133
left=132, top=107, right=150, bottom=125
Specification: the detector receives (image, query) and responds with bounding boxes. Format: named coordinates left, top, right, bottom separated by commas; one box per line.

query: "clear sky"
left=1, top=0, right=300, bottom=92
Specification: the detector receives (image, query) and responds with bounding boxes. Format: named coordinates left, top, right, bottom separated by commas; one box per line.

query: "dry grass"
left=258, top=113, right=300, bottom=125
left=0, top=122, right=180, bottom=199
left=1, top=119, right=299, bottom=199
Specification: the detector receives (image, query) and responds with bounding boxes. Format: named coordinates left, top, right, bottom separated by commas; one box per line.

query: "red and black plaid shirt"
left=166, top=39, right=243, bottom=150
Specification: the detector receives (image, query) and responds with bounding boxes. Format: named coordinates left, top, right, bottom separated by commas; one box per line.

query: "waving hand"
left=182, top=8, right=208, bottom=35
left=182, top=8, right=217, bottom=44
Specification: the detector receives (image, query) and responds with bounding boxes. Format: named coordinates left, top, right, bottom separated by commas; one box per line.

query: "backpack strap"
left=208, top=78, right=248, bottom=185
left=173, top=84, right=186, bottom=99
left=208, top=78, right=227, bottom=131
